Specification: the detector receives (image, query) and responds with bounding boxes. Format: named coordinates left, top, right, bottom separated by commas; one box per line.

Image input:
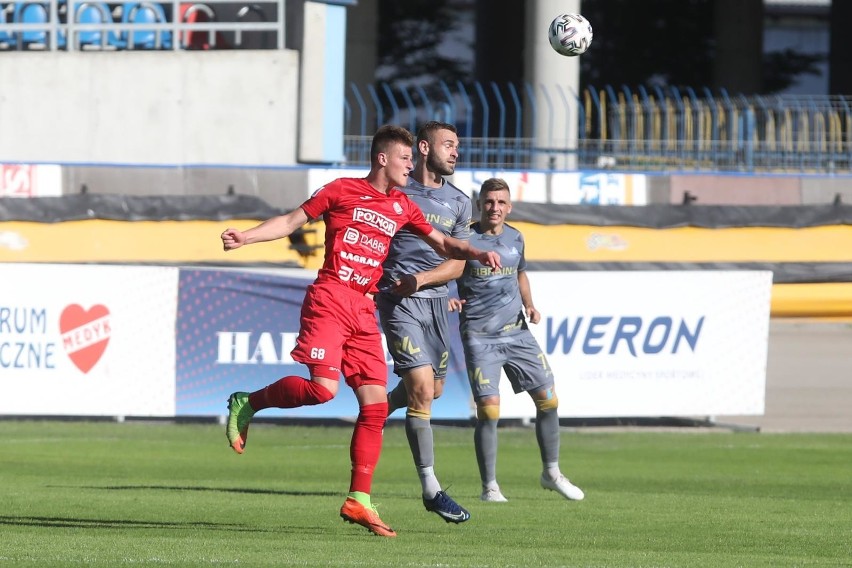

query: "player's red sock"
left=249, top=376, right=334, bottom=410
left=349, top=401, right=387, bottom=495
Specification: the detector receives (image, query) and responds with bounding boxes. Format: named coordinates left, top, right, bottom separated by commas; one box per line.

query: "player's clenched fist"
left=221, top=228, right=246, bottom=251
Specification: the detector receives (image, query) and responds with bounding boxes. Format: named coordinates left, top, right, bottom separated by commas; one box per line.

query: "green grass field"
left=1, top=421, right=850, bottom=567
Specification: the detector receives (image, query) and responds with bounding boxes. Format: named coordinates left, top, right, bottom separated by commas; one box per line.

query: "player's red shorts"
left=290, top=281, right=387, bottom=390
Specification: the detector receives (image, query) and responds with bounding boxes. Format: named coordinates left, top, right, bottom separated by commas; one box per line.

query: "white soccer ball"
left=548, top=13, right=593, bottom=57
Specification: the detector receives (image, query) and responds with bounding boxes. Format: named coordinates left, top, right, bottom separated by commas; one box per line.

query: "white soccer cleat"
left=480, top=487, right=508, bottom=502
left=540, top=473, right=585, bottom=501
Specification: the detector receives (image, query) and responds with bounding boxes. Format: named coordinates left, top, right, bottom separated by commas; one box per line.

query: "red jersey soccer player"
left=220, top=125, right=500, bottom=538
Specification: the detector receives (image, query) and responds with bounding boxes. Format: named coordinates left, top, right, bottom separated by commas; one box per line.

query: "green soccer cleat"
left=226, top=392, right=254, bottom=454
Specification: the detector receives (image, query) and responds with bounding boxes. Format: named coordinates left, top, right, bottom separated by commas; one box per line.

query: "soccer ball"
left=548, top=13, right=593, bottom=57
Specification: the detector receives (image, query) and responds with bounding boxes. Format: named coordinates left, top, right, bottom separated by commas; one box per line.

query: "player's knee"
left=358, top=400, right=387, bottom=429
left=306, top=381, right=335, bottom=404
left=534, top=392, right=559, bottom=412
left=477, top=404, right=500, bottom=421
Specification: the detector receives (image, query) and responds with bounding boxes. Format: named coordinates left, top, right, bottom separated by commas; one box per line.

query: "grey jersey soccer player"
left=450, top=177, right=585, bottom=503
left=378, top=121, right=472, bottom=523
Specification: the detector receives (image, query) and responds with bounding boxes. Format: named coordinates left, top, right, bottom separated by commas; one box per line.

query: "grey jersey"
left=456, top=222, right=527, bottom=339
left=379, top=177, right=471, bottom=299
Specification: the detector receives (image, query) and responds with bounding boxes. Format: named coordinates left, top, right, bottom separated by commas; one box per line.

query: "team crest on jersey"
left=393, top=202, right=403, bottom=215
left=353, top=207, right=398, bottom=236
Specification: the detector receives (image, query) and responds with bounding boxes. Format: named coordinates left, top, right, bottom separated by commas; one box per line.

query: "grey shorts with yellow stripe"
left=377, top=294, right=450, bottom=379
left=462, top=331, right=554, bottom=399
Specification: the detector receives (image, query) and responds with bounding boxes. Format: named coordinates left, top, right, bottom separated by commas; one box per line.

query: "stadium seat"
left=234, top=3, right=271, bottom=49
left=0, top=5, right=12, bottom=49
left=72, top=1, right=113, bottom=49
left=179, top=2, right=221, bottom=50
left=13, top=2, right=49, bottom=48
left=115, top=1, right=172, bottom=50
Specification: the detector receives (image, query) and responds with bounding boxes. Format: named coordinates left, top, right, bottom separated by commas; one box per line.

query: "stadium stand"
left=343, top=82, right=852, bottom=173
left=0, top=0, right=282, bottom=50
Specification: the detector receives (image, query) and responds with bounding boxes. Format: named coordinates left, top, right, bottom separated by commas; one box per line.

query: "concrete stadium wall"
left=648, top=173, right=852, bottom=207
left=63, top=165, right=313, bottom=211
left=0, top=51, right=300, bottom=167
left=58, top=167, right=852, bottom=211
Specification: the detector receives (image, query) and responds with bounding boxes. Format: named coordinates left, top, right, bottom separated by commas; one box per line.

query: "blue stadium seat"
left=14, top=2, right=48, bottom=48
left=0, top=5, right=12, bottom=49
left=114, top=2, right=172, bottom=50
left=11, top=1, right=66, bottom=49
left=72, top=1, right=113, bottom=49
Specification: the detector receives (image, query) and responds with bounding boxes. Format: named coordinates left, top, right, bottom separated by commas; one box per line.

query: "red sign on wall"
left=0, top=165, right=36, bottom=197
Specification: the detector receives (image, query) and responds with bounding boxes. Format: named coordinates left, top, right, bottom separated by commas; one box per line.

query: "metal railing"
left=0, top=0, right=284, bottom=50
left=344, top=82, right=852, bottom=173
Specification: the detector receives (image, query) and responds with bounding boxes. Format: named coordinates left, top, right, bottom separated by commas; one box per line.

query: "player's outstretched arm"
left=391, top=259, right=466, bottom=296
left=221, top=208, right=309, bottom=251
left=421, top=229, right=501, bottom=271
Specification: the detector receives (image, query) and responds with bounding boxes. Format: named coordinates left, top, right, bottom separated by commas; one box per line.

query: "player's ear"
left=378, top=152, right=387, bottom=166
left=418, top=138, right=430, bottom=157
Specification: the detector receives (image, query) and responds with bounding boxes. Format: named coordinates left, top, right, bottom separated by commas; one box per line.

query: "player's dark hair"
left=416, top=121, right=458, bottom=145
left=479, top=178, right=511, bottom=199
left=370, top=125, right=415, bottom=162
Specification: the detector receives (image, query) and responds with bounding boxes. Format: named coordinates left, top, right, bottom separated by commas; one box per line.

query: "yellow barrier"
left=771, top=283, right=852, bottom=319
left=4, top=218, right=852, bottom=319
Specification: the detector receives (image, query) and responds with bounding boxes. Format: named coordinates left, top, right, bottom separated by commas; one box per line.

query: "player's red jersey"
left=300, top=177, right=434, bottom=295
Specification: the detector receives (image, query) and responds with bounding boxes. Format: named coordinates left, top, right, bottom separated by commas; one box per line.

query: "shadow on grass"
left=51, top=485, right=339, bottom=498
left=0, top=515, right=269, bottom=531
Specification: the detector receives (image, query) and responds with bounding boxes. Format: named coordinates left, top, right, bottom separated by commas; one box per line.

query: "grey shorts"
left=377, top=294, right=450, bottom=379
left=463, top=331, right=554, bottom=399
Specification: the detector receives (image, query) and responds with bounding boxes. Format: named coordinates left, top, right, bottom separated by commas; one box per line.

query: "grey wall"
left=0, top=51, right=300, bottom=167
left=56, top=164, right=852, bottom=212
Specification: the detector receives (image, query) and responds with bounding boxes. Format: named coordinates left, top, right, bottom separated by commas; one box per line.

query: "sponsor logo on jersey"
left=353, top=207, right=398, bottom=236
left=470, top=266, right=517, bottom=277
left=343, top=227, right=359, bottom=245
left=424, top=213, right=454, bottom=228
left=340, top=251, right=380, bottom=267
left=337, top=265, right=372, bottom=286
left=342, top=227, right=387, bottom=254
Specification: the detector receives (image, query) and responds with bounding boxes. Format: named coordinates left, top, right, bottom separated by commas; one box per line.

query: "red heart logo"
left=59, top=304, right=111, bottom=373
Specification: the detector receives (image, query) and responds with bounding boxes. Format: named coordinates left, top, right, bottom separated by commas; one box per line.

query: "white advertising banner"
left=451, top=171, right=549, bottom=202
left=498, top=271, right=772, bottom=419
left=549, top=172, right=648, bottom=205
left=0, top=264, right=179, bottom=416
left=0, top=164, right=62, bottom=197
left=306, top=168, right=647, bottom=205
